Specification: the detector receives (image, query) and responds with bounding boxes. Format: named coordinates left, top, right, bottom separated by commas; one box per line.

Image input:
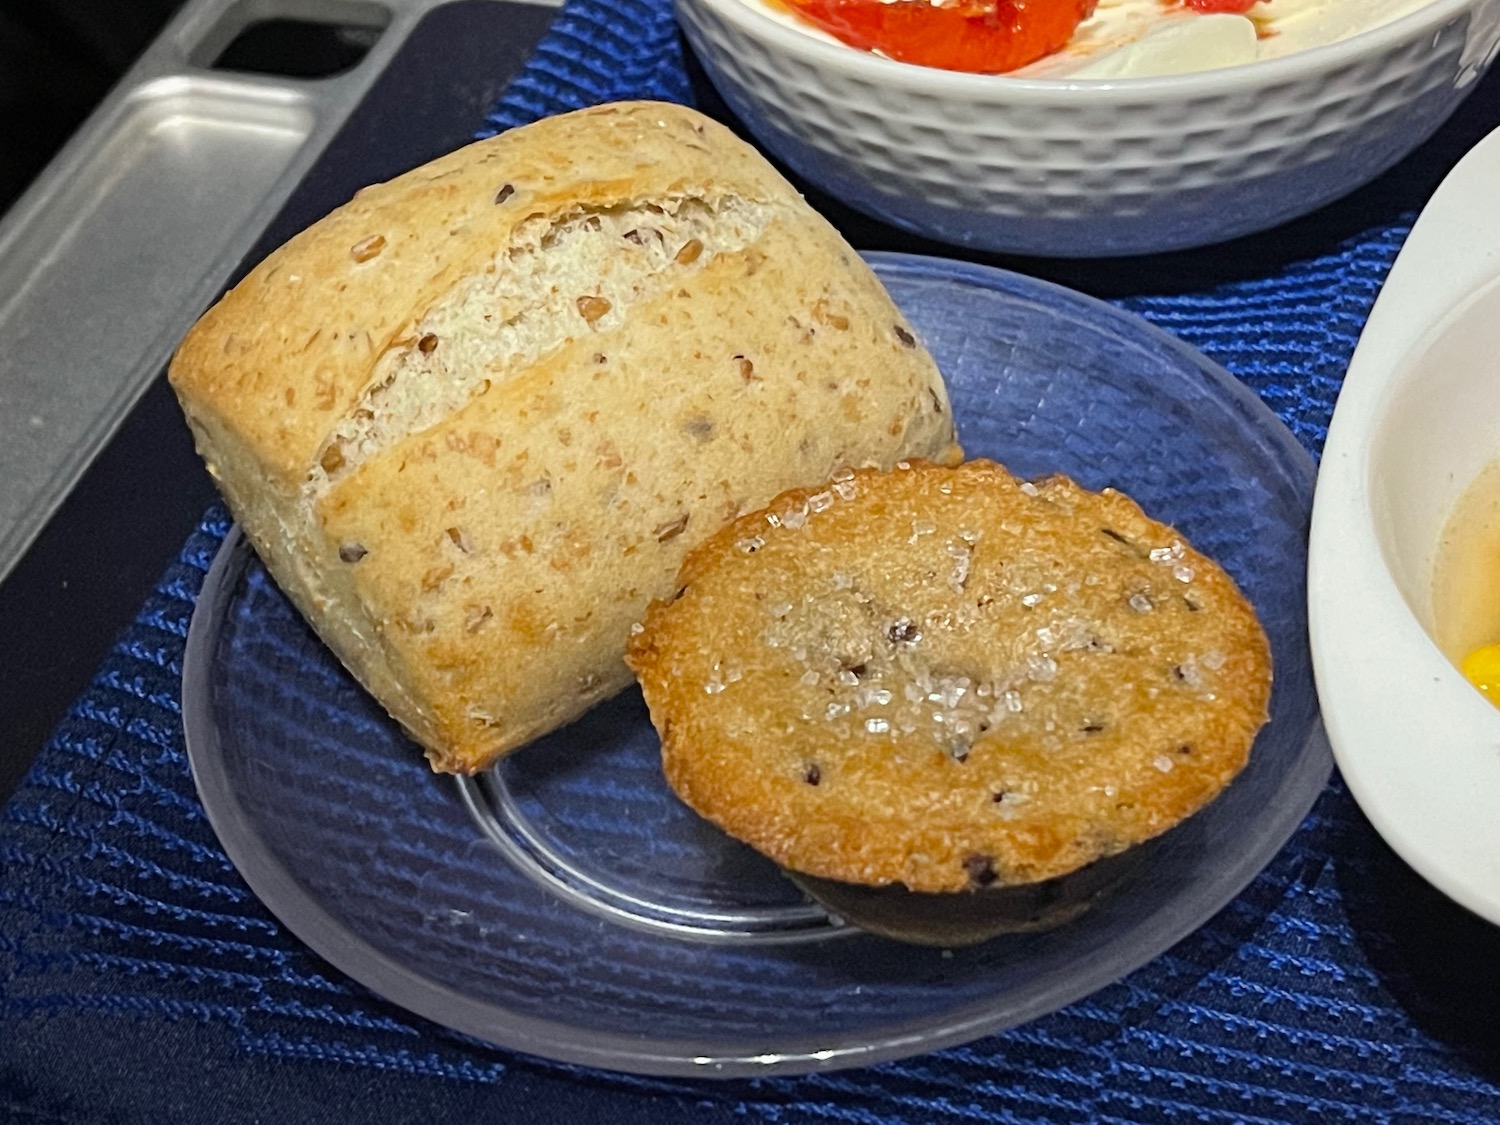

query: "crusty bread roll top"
left=169, top=101, right=959, bottom=773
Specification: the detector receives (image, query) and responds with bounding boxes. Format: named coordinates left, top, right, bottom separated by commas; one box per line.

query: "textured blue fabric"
left=6, top=0, right=1500, bottom=1119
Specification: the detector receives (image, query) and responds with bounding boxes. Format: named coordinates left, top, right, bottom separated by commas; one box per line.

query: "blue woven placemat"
left=5, top=0, right=1500, bottom=1121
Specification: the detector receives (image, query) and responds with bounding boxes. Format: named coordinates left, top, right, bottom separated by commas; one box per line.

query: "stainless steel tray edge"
left=0, top=0, right=560, bottom=586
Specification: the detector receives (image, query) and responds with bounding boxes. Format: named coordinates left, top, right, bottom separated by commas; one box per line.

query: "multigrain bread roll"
left=168, top=101, right=959, bottom=774
left=627, top=460, right=1271, bottom=902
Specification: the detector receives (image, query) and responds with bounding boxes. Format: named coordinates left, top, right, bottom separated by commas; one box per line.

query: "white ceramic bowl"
left=1309, top=124, right=1500, bottom=926
left=677, top=0, right=1500, bottom=257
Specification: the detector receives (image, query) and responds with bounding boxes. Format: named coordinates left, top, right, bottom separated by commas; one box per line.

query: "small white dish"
left=677, top=0, right=1500, bottom=256
left=1310, top=124, right=1500, bottom=926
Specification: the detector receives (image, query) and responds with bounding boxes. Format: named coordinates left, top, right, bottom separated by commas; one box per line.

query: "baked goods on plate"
left=181, top=252, right=1326, bottom=1066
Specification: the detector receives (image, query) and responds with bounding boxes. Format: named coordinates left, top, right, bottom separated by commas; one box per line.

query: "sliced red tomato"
left=780, top=0, right=1099, bottom=74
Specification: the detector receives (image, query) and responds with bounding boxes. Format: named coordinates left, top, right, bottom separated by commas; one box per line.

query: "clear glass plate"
left=182, top=252, right=1330, bottom=1078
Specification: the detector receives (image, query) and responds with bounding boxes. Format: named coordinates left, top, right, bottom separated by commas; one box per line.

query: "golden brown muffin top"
left=627, top=459, right=1272, bottom=893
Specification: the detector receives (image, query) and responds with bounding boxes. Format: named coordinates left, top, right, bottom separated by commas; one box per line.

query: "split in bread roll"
left=169, top=101, right=959, bottom=773
left=627, top=460, right=1271, bottom=940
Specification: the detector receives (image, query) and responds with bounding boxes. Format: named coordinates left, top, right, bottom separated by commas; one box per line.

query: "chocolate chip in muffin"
left=963, top=854, right=999, bottom=888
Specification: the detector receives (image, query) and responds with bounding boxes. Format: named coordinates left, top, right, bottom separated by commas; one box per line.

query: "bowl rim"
left=681, top=0, right=1482, bottom=99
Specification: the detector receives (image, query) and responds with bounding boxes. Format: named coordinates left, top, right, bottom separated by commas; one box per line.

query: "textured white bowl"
left=677, top=0, right=1500, bottom=256
left=1309, top=124, right=1500, bottom=926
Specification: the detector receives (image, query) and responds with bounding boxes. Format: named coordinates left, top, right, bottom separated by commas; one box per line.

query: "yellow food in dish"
left=1461, top=644, right=1500, bottom=706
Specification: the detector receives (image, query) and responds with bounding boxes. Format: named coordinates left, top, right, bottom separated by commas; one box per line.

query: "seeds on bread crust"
left=626, top=459, right=1272, bottom=895
left=167, top=102, right=959, bottom=773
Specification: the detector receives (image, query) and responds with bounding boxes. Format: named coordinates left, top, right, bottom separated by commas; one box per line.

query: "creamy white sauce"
left=746, top=0, right=1438, bottom=79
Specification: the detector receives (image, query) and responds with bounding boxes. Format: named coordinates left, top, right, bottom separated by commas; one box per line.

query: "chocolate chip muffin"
left=626, top=459, right=1272, bottom=915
